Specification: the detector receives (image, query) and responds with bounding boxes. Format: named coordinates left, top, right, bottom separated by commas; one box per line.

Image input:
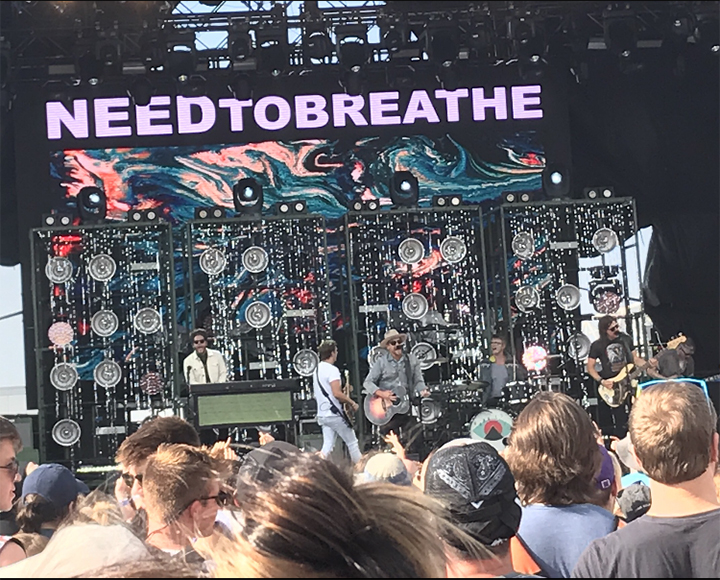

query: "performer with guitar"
left=587, top=316, right=656, bottom=438
left=313, top=340, right=362, bottom=464
left=362, top=329, right=430, bottom=455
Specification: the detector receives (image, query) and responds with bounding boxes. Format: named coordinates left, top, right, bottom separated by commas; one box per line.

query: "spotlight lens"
left=588, top=190, right=598, bottom=199
left=712, top=45, right=720, bottom=53
left=520, top=193, right=531, bottom=202
left=437, top=197, right=446, bottom=206
left=46, top=216, right=56, bottom=225
left=60, top=216, right=71, bottom=226
left=451, top=196, right=461, bottom=206
left=147, top=211, right=156, bottom=220
left=242, top=187, right=254, bottom=200
left=506, top=194, right=516, bottom=203
left=351, top=65, right=361, bottom=73
left=199, top=210, right=208, bottom=218
left=530, top=54, right=540, bottom=63
left=400, top=180, right=412, bottom=192
left=294, top=202, right=304, bottom=212
left=621, top=50, right=631, bottom=58
left=213, top=209, right=223, bottom=218
left=602, top=189, right=612, bottom=198
left=550, top=171, right=563, bottom=185
left=88, top=193, right=101, bottom=205
left=280, top=203, right=289, bottom=213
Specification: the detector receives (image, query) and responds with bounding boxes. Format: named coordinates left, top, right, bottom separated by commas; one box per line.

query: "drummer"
left=480, top=334, right=526, bottom=407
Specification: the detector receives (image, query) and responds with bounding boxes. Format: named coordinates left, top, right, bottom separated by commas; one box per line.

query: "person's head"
left=593, top=445, right=620, bottom=511
left=190, top=328, right=209, bottom=355
left=629, top=381, right=718, bottom=485
left=598, top=315, right=619, bottom=341
left=235, top=441, right=302, bottom=490
left=504, top=391, right=604, bottom=506
left=677, top=336, right=695, bottom=357
left=213, top=451, right=453, bottom=578
left=0, top=416, right=22, bottom=511
left=317, top=339, right=338, bottom=362
left=115, top=416, right=200, bottom=509
left=361, top=452, right=412, bottom=486
left=380, top=329, right=406, bottom=359
left=17, top=463, right=89, bottom=533
left=142, top=444, right=222, bottom=540
left=490, top=334, right=507, bottom=356
left=424, top=439, right=521, bottom=559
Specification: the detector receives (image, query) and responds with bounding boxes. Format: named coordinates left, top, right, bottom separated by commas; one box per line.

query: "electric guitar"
left=598, top=335, right=687, bottom=407
left=342, top=369, right=355, bottom=428
left=363, top=390, right=411, bottom=426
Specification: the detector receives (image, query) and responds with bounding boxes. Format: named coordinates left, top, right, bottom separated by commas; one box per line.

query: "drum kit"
left=419, top=371, right=540, bottom=452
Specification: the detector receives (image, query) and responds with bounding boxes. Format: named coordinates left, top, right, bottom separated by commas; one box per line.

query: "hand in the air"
left=420, top=389, right=430, bottom=398
left=384, top=430, right=405, bottom=459
left=210, top=438, right=239, bottom=461
left=258, top=431, right=276, bottom=446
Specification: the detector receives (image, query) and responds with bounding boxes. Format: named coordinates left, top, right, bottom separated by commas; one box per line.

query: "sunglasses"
left=0, top=458, right=19, bottom=477
left=120, top=472, right=143, bottom=488
left=608, top=326, right=620, bottom=332
left=200, top=490, right=233, bottom=508
left=194, top=339, right=206, bottom=345
left=388, top=340, right=403, bottom=347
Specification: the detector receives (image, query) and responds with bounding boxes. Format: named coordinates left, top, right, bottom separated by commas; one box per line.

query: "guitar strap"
left=402, top=354, right=414, bottom=397
left=315, top=366, right=352, bottom=429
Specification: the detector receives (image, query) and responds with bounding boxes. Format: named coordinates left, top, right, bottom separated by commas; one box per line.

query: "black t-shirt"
left=588, top=333, right=634, bottom=379
left=572, top=508, right=720, bottom=578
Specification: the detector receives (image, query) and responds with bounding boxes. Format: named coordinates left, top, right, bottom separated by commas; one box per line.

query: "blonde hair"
left=143, top=444, right=219, bottom=524
left=208, top=452, right=458, bottom=577
left=504, top=391, right=603, bottom=506
left=629, top=381, right=717, bottom=484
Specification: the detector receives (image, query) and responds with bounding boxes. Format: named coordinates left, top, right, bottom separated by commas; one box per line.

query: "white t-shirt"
left=313, top=361, right=343, bottom=418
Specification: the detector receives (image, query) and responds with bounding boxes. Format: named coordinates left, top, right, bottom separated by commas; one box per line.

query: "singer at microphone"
left=183, top=328, right=228, bottom=385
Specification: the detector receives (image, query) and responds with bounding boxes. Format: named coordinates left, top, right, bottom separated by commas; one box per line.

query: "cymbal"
left=447, top=380, right=489, bottom=391
left=423, top=357, right=449, bottom=364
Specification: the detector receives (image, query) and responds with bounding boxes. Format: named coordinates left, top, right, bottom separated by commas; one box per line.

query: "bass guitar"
left=363, top=390, right=410, bottom=426
left=598, top=335, right=686, bottom=407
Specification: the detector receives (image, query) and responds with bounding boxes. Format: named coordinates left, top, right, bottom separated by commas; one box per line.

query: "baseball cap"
left=424, top=439, right=521, bottom=546
left=595, top=445, right=615, bottom=491
left=235, top=441, right=302, bottom=487
left=614, top=435, right=643, bottom=473
left=362, top=453, right=411, bottom=486
left=617, top=482, right=651, bottom=522
left=21, top=463, right=89, bottom=509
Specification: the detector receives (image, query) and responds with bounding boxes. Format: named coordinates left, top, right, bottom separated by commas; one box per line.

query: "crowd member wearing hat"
left=503, top=392, right=617, bottom=578
left=360, top=452, right=412, bottom=486
left=312, top=339, right=362, bottom=464
left=573, top=381, right=720, bottom=578
left=363, top=329, right=430, bottom=454
left=424, top=438, right=543, bottom=578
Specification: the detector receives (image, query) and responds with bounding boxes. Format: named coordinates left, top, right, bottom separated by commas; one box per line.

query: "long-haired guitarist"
left=586, top=315, right=656, bottom=438
left=313, top=340, right=362, bottom=464
left=362, top=329, right=430, bottom=454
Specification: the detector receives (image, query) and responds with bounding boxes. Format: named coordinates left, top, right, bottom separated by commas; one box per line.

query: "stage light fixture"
left=363, top=199, right=380, bottom=212
left=336, top=24, right=368, bottom=69
left=350, top=199, right=364, bottom=212
left=77, top=50, right=102, bottom=86
left=510, top=17, right=547, bottom=64
left=233, top=178, right=263, bottom=215
left=432, top=194, right=463, bottom=207
left=229, top=25, right=253, bottom=62
left=273, top=199, right=306, bottom=215
left=390, top=171, right=419, bottom=207
left=304, top=26, right=333, bottom=62
left=128, top=76, right=154, bottom=107
left=503, top=191, right=517, bottom=204
left=167, top=45, right=196, bottom=84
left=140, top=32, right=165, bottom=69
left=77, top=186, right=107, bottom=223
left=194, top=206, right=227, bottom=220
left=585, top=186, right=615, bottom=200
left=43, top=212, right=73, bottom=227
left=542, top=163, right=571, bottom=198
left=127, top=208, right=161, bottom=223
left=425, top=24, right=459, bottom=67
left=604, top=12, right=637, bottom=58
left=257, top=28, right=287, bottom=76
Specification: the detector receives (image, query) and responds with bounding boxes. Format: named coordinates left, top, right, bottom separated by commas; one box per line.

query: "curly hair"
left=504, top=391, right=604, bottom=506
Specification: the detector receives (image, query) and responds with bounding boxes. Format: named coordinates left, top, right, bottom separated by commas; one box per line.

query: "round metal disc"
left=368, top=346, right=383, bottom=367
left=199, top=248, right=227, bottom=275
left=48, top=322, right=74, bottom=347
left=556, top=284, right=581, bottom=311
left=50, top=362, right=78, bottom=391
left=511, top=231, right=535, bottom=260
left=242, top=246, right=269, bottom=274
left=567, top=332, right=591, bottom=360
left=134, top=307, right=162, bottom=335
left=411, top=342, right=438, bottom=371
left=440, top=236, right=467, bottom=264
left=515, top=286, right=540, bottom=312
left=88, top=254, right=116, bottom=282
left=292, top=349, right=319, bottom=377
left=93, top=359, right=122, bottom=389
left=140, top=371, right=164, bottom=395
left=45, top=257, right=73, bottom=284
left=592, top=228, right=619, bottom=254
left=52, top=419, right=81, bottom=447
left=245, top=301, right=272, bottom=329
left=91, top=310, right=119, bottom=338
left=402, top=293, right=429, bottom=320
left=398, top=238, right=424, bottom=265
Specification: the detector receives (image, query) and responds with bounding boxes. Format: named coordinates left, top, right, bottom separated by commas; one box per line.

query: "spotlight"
left=432, top=194, right=463, bottom=207
left=273, top=200, right=306, bottom=215
left=304, top=27, right=333, bottom=62
left=425, top=24, right=459, bottom=67
left=257, top=28, right=287, bottom=76
left=140, top=32, right=166, bottom=69
left=390, top=171, right=419, bottom=207
left=503, top=191, right=517, bottom=204
left=167, top=45, right=196, bottom=84
left=604, top=12, right=637, bottom=58
left=336, top=24, right=368, bottom=69
left=96, top=40, right=120, bottom=71
left=519, top=191, right=533, bottom=203
left=229, top=26, right=253, bottom=62
left=127, top=208, right=161, bottom=223
left=42, top=212, right=74, bottom=227
left=420, top=397, right=442, bottom=425
left=542, top=164, right=571, bottom=198
left=584, top=187, right=599, bottom=200
left=510, top=17, right=547, bottom=64
left=233, top=178, right=263, bottom=215
left=77, top=50, right=102, bottom=86
left=591, top=227, right=620, bottom=254
left=194, top=206, right=227, bottom=220
left=350, top=199, right=364, bottom=212
left=128, top=77, right=154, bottom=107
left=77, top=186, right=107, bottom=223
left=363, top=199, right=380, bottom=212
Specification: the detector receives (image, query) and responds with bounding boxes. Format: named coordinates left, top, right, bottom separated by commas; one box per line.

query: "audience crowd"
left=0, top=378, right=717, bottom=578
